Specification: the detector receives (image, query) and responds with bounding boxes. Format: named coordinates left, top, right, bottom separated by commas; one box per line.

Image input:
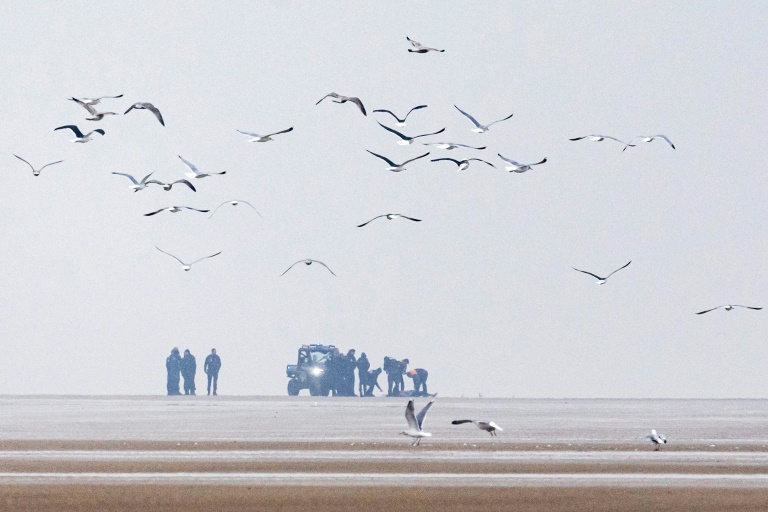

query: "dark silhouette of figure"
left=361, top=368, right=383, bottom=396
left=397, top=358, right=409, bottom=394
left=181, top=349, right=196, bottom=395
left=356, top=353, right=370, bottom=397
left=384, top=357, right=401, bottom=396
left=407, top=368, right=429, bottom=396
left=165, top=347, right=182, bottom=396
left=343, top=349, right=357, bottom=396
left=326, top=352, right=341, bottom=396
left=204, top=348, right=221, bottom=395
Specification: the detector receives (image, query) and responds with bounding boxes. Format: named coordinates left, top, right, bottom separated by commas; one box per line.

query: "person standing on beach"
left=204, top=348, right=221, bottom=396
left=397, top=358, right=409, bottom=394
left=356, top=352, right=370, bottom=397
left=165, top=347, right=182, bottom=396
left=181, top=349, right=196, bottom=395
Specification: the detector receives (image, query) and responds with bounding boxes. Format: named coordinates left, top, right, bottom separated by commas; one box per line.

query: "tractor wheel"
left=287, top=379, right=301, bottom=396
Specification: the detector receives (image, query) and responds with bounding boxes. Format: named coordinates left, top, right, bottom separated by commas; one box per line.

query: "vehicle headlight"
left=310, top=367, right=324, bottom=376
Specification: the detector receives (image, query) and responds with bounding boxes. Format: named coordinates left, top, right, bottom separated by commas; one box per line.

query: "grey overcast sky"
left=1, top=1, right=767, bottom=397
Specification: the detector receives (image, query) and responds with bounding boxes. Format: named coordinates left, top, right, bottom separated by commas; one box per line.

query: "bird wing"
left=236, top=129, right=262, bottom=137
left=169, top=179, right=197, bottom=192
left=86, top=94, right=123, bottom=101
left=431, top=158, right=461, bottom=166
left=55, top=125, right=84, bottom=138
left=401, top=152, right=430, bottom=166
left=349, top=97, right=367, bottom=116
left=451, top=419, right=474, bottom=425
left=453, top=105, right=482, bottom=128
left=572, top=267, right=603, bottom=280
left=145, top=180, right=167, bottom=187
left=144, top=208, right=167, bottom=217
left=376, top=121, right=410, bottom=140
left=398, top=215, right=422, bottom=222
left=111, top=172, right=139, bottom=185
left=155, top=246, right=185, bottom=265
left=453, top=143, right=486, bottom=150
left=265, top=127, right=294, bottom=137
left=366, top=150, right=397, bottom=167
left=497, top=153, right=522, bottom=167
left=177, top=155, right=199, bottom=174
left=416, top=399, right=435, bottom=430
left=12, top=154, right=34, bottom=171
left=37, top=160, right=64, bottom=171
left=732, top=305, right=763, bottom=311
left=70, top=97, right=97, bottom=115
left=404, top=105, right=428, bottom=120
left=695, top=307, right=721, bottom=315
left=405, top=400, right=419, bottom=430
left=88, top=129, right=106, bottom=136
left=468, top=158, right=496, bottom=168
left=181, top=206, right=210, bottom=213
left=357, top=215, right=387, bottom=227
left=280, top=261, right=303, bottom=276
left=605, top=260, right=632, bottom=278
left=406, top=37, right=422, bottom=48
left=139, top=172, right=155, bottom=184
left=531, top=158, right=548, bottom=166
left=310, top=260, right=336, bottom=276
left=236, top=200, right=262, bottom=216
left=123, top=104, right=137, bottom=115
left=190, top=251, right=222, bottom=266
left=411, top=127, right=446, bottom=139
left=652, top=134, right=676, bottom=149
left=143, top=103, right=165, bottom=126
left=208, top=202, right=228, bottom=219
left=622, top=137, right=642, bottom=151
left=486, top=113, right=514, bottom=127
left=372, top=109, right=401, bottom=122
left=315, top=93, right=335, bottom=105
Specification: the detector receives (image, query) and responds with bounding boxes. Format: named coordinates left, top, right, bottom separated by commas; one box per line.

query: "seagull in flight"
left=13, top=154, right=63, bottom=176
left=431, top=157, right=495, bottom=171
left=572, top=261, right=631, bottom=285
left=569, top=134, right=635, bottom=146
left=366, top=150, right=430, bottom=172
left=372, top=105, right=427, bottom=126
left=54, top=125, right=105, bottom=143
left=155, top=246, right=221, bottom=272
left=236, top=127, right=293, bottom=142
left=400, top=398, right=436, bottom=446
left=623, top=135, right=675, bottom=152
left=316, top=92, right=366, bottom=116
left=68, top=97, right=117, bottom=121
left=696, top=305, right=763, bottom=315
left=209, top=200, right=262, bottom=219
left=124, top=102, right=165, bottom=126
left=144, top=206, right=210, bottom=216
left=646, top=429, right=667, bottom=451
left=281, top=259, right=336, bottom=276
left=178, top=155, right=226, bottom=179
left=72, top=94, right=123, bottom=106
left=421, top=142, right=486, bottom=151
left=454, top=105, right=513, bottom=133
left=146, top=179, right=197, bottom=192
left=451, top=419, right=503, bottom=437
left=497, top=154, right=547, bottom=173
left=376, top=122, right=445, bottom=145
left=406, top=37, right=444, bottom=53
left=112, top=171, right=157, bottom=192
left=357, top=214, right=421, bottom=228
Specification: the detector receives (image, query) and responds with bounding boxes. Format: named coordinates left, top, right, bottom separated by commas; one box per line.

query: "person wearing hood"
left=181, top=349, right=197, bottom=395
left=165, top=347, right=182, bottom=396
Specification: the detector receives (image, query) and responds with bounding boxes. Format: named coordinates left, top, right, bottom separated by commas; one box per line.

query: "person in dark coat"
left=181, top=349, right=196, bottom=395
left=343, top=349, right=357, bottom=396
left=397, top=358, right=409, bottom=394
left=384, top=357, right=398, bottom=396
left=406, top=367, right=429, bottom=396
left=165, top=347, right=182, bottom=396
left=203, top=348, right=221, bottom=396
left=356, top=352, right=370, bottom=397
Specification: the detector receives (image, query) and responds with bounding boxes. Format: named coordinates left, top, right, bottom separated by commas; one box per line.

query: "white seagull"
left=569, top=134, right=635, bottom=146
left=406, top=37, right=444, bottom=53
left=366, top=150, right=430, bottom=172
left=623, top=134, right=675, bottom=152
left=144, top=206, right=210, bottom=216
left=421, top=142, right=486, bottom=151
left=178, top=155, right=226, bottom=179
left=236, top=127, right=294, bottom=142
left=497, top=154, right=547, bottom=173
left=431, top=157, right=495, bottom=171
left=281, top=259, right=336, bottom=276
left=155, top=246, right=221, bottom=272
left=209, top=200, right=262, bottom=220
left=454, top=105, right=513, bottom=133
left=13, top=154, right=63, bottom=176
left=316, top=92, right=367, bottom=116
left=400, top=398, right=436, bottom=446
left=146, top=179, right=197, bottom=192
left=112, top=171, right=157, bottom=192
left=376, top=122, right=445, bottom=145
left=72, top=94, right=123, bottom=106
left=646, top=429, right=667, bottom=451
left=372, top=105, right=427, bottom=126
left=357, top=214, right=421, bottom=228
left=124, top=102, right=165, bottom=126
left=572, top=261, right=631, bottom=285
left=451, top=419, right=504, bottom=437
left=68, top=97, right=117, bottom=121
left=54, top=125, right=105, bottom=143
left=696, top=305, right=763, bottom=315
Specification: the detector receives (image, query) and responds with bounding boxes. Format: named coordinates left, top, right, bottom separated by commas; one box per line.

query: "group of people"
left=324, top=351, right=429, bottom=397
left=384, top=357, right=429, bottom=397
left=165, top=347, right=221, bottom=396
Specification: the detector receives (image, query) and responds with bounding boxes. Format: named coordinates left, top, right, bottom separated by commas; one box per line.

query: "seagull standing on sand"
left=454, top=105, right=513, bottom=133
left=155, top=246, right=221, bottom=272
left=572, top=261, right=631, bottom=285
left=451, top=419, right=504, bottom=437
left=421, top=142, right=486, bottom=151
left=112, top=171, right=157, bottom=192
left=178, top=155, right=226, bottom=179
left=376, top=122, right=445, bottom=145
left=646, top=429, right=667, bottom=451
left=406, top=37, right=444, bottom=53
left=54, top=125, right=105, bottom=143
left=696, top=305, right=763, bottom=315
left=366, top=150, right=430, bottom=172
left=281, top=259, right=336, bottom=276
left=400, top=398, right=436, bottom=446
left=372, top=105, right=427, bottom=126
left=431, top=157, right=495, bottom=171
left=13, top=154, right=63, bottom=176
left=357, top=214, right=421, bottom=228
left=144, top=206, right=210, bottom=216
left=623, top=135, right=675, bottom=151
left=124, top=102, right=165, bottom=126
left=316, top=92, right=367, bottom=116
left=497, top=154, right=547, bottom=173
left=68, top=97, right=117, bottom=121
left=236, top=127, right=293, bottom=142
left=209, top=200, right=262, bottom=219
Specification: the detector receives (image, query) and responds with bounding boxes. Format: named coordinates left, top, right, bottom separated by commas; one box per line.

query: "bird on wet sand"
left=316, top=92, right=366, bottom=116
left=357, top=214, right=421, bottom=228
left=696, top=305, right=762, bottom=315
left=155, top=246, right=221, bottom=271
left=54, top=125, right=105, bottom=143
left=454, top=105, right=513, bottom=133
left=366, top=150, right=430, bottom=172
left=400, top=398, right=436, bottom=446
left=281, top=259, right=336, bottom=276
left=646, top=429, right=667, bottom=451
left=13, top=154, right=63, bottom=176
left=372, top=105, right=427, bottom=126
left=572, top=261, right=631, bottom=285
left=124, top=102, right=165, bottom=126
left=451, top=419, right=504, bottom=437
